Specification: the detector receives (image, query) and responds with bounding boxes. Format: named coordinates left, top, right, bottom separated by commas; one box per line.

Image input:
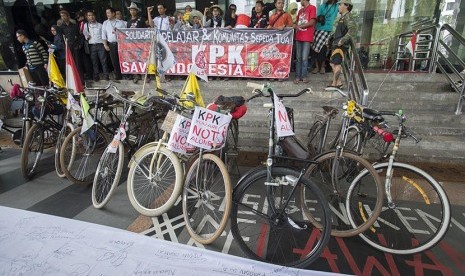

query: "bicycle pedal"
left=264, top=181, right=279, bottom=186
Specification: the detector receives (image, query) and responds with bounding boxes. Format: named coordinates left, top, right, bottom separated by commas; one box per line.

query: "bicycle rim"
left=92, top=141, right=125, bottom=208
left=21, top=124, right=44, bottom=180
left=230, top=167, right=331, bottom=268
left=349, top=162, right=451, bottom=254
left=127, top=145, right=183, bottom=217
left=55, top=123, right=74, bottom=178
left=303, top=150, right=383, bottom=237
left=182, top=153, right=231, bottom=245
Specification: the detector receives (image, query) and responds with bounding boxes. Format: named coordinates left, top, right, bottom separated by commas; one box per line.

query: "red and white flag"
left=66, top=45, right=84, bottom=94
left=405, top=32, right=417, bottom=55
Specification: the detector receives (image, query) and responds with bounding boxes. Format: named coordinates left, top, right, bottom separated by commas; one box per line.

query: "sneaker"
left=311, top=68, right=319, bottom=74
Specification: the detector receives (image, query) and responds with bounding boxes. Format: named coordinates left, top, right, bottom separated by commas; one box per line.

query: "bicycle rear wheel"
left=21, top=123, right=44, bottom=180
left=303, top=150, right=383, bottom=237
left=55, top=123, right=74, bottom=178
left=92, top=141, right=125, bottom=208
left=182, top=153, right=231, bottom=245
left=60, top=126, right=109, bottom=185
left=348, top=162, right=451, bottom=254
left=306, top=120, right=325, bottom=156
left=230, top=166, right=331, bottom=268
left=127, top=145, right=183, bottom=217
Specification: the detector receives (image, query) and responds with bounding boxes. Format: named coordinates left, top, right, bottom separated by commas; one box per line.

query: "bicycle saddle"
left=322, top=106, right=338, bottom=115
left=363, top=108, right=385, bottom=123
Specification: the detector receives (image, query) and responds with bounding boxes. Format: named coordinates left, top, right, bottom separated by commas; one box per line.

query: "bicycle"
left=347, top=110, right=451, bottom=255
left=20, top=85, right=67, bottom=179
left=91, top=87, right=164, bottom=209
left=60, top=83, right=123, bottom=185
left=230, top=82, right=331, bottom=268
left=126, top=91, right=232, bottom=245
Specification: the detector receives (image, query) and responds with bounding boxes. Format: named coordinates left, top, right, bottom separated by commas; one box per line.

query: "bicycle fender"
left=127, top=141, right=162, bottom=168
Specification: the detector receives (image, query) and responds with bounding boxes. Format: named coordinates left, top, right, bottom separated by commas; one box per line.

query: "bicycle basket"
left=160, top=110, right=178, bottom=133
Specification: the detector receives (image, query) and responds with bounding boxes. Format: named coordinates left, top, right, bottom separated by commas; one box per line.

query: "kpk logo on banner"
left=167, top=115, right=195, bottom=154
left=187, top=107, right=232, bottom=150
left=273, top=92, right=294, bottom=138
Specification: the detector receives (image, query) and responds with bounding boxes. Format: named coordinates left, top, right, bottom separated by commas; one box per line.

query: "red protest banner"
left=117, top=28, right=294, bottom=79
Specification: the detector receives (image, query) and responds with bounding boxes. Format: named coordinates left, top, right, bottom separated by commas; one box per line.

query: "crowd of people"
left=15, top=0, right=357, bottom=88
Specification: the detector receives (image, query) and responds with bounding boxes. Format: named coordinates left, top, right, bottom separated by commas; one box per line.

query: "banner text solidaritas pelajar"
left=117, top=28, right=294, bottom=79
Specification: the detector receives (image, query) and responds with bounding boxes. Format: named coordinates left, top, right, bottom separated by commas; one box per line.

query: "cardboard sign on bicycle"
left=167, top=114, right=195, bottom=154
left=273, top=93, right=294, bottom=138
left=187, top=106, right=232, bottom=150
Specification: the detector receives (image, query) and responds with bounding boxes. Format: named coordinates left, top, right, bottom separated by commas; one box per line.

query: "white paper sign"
left=167, top=115, right=195, bottom=154
left=273, top=92, right=294, bottom=138
left=187, top=107, right=232, bottom=150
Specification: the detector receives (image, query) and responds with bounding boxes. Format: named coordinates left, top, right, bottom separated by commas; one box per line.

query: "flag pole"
left=142, top=30, right=158, bottom=96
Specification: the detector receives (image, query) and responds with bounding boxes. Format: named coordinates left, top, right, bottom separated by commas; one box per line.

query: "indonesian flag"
left=66, top=46, right=84, bottom=94
left=405, top=32, right=417, bottom=55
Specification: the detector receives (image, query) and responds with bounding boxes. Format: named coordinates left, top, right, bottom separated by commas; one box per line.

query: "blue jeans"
left=295, top=41, right=311, bottom=80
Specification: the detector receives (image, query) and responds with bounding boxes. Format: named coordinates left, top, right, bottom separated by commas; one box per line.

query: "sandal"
left=302, top=78, right=310, bottom=84
left=293, top=79, right=301, bottom=84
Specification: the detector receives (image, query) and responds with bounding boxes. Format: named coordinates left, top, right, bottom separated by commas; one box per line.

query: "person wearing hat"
left=58, top=9, right=84, bottom=82
left=203, top=5, right=224, bottom=28
left=127, top=2, right=147, bottom=83
left=183, top=5, right=192, bottom=23
left=328, top=0, right=357, bottom=88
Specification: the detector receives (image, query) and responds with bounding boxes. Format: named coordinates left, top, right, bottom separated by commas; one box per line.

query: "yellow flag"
left=80, top=94, right=95, bottom=134
left=179, top=72, right=205, bottom=109
left=48, top=53, right=65, bottom=88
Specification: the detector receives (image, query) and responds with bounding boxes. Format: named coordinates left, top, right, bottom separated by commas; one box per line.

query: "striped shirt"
left=22, top=40, right=48, bottom=69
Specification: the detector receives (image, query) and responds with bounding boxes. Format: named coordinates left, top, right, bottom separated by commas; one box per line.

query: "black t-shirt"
left=127, top=17, right=147, bottom=28
left=60, top=22, right=79, bottom=48
left=250, top=13, right=269, bottom=28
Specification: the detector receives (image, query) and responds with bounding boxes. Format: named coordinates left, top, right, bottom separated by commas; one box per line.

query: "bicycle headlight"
left=37, top=96, right=45, bottom=103
left=25, top=93, right=34, bottom=102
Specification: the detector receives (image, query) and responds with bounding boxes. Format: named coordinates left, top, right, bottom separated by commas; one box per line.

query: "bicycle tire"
left=60, top=126, right=110, bottom=185
left=223, top=119, right=239, bottom=173
left=230, top=166, right=331, bottom=268
left=303, top=150, right=383, bottom=237
left=182, top=153, right=231, bottom=245
left=55, top=123, right=74, bottom=178
left=348, top=162, right=451, bottom=255
left=92, top=141, right=125, bottom=209
left=20, top=123, right=44, bottom=180
left=127, top=145, right=183, bottom=217
left=307, top=119, right=325, bottom=156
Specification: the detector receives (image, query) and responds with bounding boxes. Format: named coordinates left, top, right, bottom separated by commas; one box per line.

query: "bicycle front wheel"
left=303, top=150, right=383, bottom=237
left=348, top=162, right=451, bottom=255
left=21, top=123, right=44, bottom=180
left=230, top=166, right=331, bottom=268
left=127, top=145, right=183, bottom=217
left=92, top=141, right=125, bottom=208
left=182, top=153, right=231, bottom=245
left=60, top=126, right=109, bottom=185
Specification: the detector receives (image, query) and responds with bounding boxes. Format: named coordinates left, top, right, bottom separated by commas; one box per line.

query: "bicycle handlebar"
left=246, top=82, right=311, bottom=99
left=323, top=87, right=348, bottom=98
left=84, top=82, right=112, bottom=91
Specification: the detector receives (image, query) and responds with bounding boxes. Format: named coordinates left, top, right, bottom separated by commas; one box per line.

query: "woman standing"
left=49, top=25, right=66, bottom=77
left=311, top=0, right=339, bottom=74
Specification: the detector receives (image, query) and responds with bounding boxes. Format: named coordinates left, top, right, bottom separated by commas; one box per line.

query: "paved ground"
left=1, top=145, right=465, bottom=275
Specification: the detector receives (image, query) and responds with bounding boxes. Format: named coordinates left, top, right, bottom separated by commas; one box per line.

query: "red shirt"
left=295, top=4, right=316, bottom=42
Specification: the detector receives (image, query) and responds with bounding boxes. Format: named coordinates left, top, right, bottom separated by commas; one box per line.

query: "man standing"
left=329, top=0, right=357, bottom=88
left=83, top=10, right=109, bottom=82
left=59, top=10, right=83, bottom=82
left=102, top=7, right=126, bottom=81
left=127, top=2, right=146, bottom=83
left=147, top=4, right=172, bottom=31
left=250, top=1, right=269, bottom=28
left=293, top=0, right=316, bottom=84
left=267, top=0, right=293, bottom=31
left=16, top=29, right=49, bottom=86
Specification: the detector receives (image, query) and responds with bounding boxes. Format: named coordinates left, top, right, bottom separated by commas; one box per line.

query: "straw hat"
left=339, top=0, right=353, bottom=6
left=127, top=2, right=140, bottom=11
left=210, top=5, right=223, bottom=16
